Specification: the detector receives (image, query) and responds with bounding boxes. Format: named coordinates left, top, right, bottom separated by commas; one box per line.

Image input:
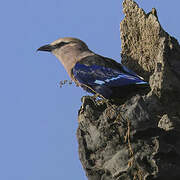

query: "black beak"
left=37, top=44, right=53, bottom=52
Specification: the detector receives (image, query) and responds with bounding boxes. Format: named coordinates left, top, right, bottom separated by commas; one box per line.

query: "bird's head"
left=37, top=37, right=88, bottom=54
left=37, top=37, right=91, bottom=78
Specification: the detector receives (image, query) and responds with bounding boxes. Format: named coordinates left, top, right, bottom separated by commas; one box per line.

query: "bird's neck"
left=53, top=45, right=94, bottom=78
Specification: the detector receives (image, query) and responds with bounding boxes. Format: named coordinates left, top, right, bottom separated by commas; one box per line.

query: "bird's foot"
left=79, top=96, right=97, bottom=114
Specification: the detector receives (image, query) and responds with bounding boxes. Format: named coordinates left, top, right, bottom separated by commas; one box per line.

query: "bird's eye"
left=56, top=42, right=69, bottom=48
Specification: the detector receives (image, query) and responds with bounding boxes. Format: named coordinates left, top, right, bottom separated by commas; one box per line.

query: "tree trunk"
left=77, top=0, right=180, bottom=179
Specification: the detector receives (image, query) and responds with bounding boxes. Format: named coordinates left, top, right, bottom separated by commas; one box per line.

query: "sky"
left=0, top=1, right=180, bottom=180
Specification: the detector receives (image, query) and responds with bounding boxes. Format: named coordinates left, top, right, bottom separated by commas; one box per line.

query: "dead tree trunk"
left=77, top=0, right=180, bottom=179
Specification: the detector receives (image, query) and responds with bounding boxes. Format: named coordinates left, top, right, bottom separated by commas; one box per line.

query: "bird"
left=37, top=37, right=149, bottom=100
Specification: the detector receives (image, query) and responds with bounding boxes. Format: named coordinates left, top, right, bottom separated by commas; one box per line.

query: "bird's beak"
left=37, top=44, right=53, bottom=52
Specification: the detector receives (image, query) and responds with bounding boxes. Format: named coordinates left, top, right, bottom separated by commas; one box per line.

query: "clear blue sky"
left=0, top=1, right=180, bottom=180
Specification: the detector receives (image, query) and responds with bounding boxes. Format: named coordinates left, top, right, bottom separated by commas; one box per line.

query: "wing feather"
left=73, top=63, right=146, bottom=87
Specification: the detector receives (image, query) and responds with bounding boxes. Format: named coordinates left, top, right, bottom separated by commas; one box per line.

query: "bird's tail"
left=110, top=82, right=150, bottom=100
left=134, top=82, right=150, bottom=93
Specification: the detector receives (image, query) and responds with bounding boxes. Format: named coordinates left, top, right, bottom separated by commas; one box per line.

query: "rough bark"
left=77, top=0, right=180, bottom=179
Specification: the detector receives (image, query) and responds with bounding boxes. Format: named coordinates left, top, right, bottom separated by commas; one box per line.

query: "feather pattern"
left=73, top=62, right=148, bottom=98
left=38, top=37, right=149, bottom=99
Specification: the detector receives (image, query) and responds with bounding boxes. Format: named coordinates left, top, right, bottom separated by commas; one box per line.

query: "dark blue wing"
left=73, top=63, right=146, bottom=86
left=72, top=63, right=148, bottom=98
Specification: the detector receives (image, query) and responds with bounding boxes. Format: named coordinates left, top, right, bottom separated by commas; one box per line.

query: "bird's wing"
left=72, top=62, right=146, bottom=87
left=77, top=54, right=143, bottom=79
left=78, top=54, right=124, bottom=71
